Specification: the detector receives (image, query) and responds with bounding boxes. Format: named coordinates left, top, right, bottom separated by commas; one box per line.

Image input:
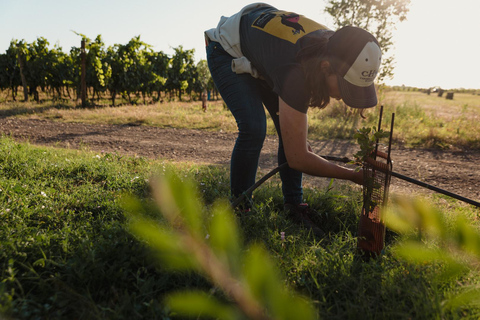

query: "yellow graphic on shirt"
left=252, top=11, right=329, bottom=44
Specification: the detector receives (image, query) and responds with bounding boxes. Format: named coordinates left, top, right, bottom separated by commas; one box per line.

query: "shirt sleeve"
left=271, top=64, right=310, bottom=114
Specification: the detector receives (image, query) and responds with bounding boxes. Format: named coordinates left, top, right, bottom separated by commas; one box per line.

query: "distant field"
left=382, top=90, right=480, bottom=120
left=378, top=90, right=480, bottom=149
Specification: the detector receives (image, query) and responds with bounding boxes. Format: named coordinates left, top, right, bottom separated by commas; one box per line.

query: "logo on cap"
left=344, top=41, right=382, bottom=87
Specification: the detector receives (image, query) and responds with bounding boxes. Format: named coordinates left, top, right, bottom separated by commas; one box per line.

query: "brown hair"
left=296, top=31, right=335, bottom=109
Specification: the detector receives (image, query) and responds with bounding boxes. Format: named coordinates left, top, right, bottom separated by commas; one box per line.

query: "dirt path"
left=1, top=117, right=479, bottom=206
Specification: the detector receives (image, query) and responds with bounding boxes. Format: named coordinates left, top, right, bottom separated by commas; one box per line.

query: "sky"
left=1, top=0, right=479, bottom=90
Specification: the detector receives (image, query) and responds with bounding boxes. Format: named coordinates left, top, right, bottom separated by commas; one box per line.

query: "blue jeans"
left=206, top=41, right=303, bottom=205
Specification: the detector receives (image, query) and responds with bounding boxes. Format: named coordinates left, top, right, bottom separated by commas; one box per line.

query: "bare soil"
left=1, top=117, right=479, bottom=207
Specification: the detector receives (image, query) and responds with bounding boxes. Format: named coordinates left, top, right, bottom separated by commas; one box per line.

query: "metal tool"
left=319, top=155, right=480, bottom=208
left=231, top=155, right=480, bottom=209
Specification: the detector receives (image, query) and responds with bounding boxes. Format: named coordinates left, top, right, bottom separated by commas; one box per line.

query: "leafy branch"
left=123, top=171, right=316, bottom=320
left=352, top=126, right=390, bottom=213
left=352, top=126, right=390, bottom=165
left=325, top=0, right=411, bottom=82
left=385, top=196, right=480, bottom=311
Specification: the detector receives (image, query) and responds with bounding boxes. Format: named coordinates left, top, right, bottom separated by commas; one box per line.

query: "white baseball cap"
left=327, top=26, right=382, bottom=108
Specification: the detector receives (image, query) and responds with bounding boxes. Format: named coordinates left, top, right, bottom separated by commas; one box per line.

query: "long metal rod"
left=389, top=171, right=480, bottom=207
left=387, top=114, right=395, bottom=162
left=231, top=155, right=480, bottom=209
left=231, top=162, right=288, bottom=208
left=321, top=155, right=480, bottom=208
left=385, top=113, right=395, bottom=203
left=374, top=105, right=384, bottom=161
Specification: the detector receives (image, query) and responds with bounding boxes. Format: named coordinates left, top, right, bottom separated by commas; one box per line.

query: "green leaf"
left=353, top=126, right=390, bottom=163
left=208, top=200, right=242, bottom=274
left=384, top=206, right=415, bottom=235
left=242, top=245, right=316, bottom=320
left=443, top=288, right=480, bottom=310
left=166, top=291, right=240, bottom=320
left=385, top=196, right=446, bottom=238
left=128, top=218, right=198, bottom=271
left=243, top=244, right=279, bottom=303
left=412, top=198, right=446, bottom=238
left=155, top=171, right=204, bottom=236
left=393, top=241, right=444, bottom=262
left=393, top=241, right=467, bottom=280
left=274, top=295, right=317, bottom=320
left=33, top=259, right=45, bottom=268
left=454, top=216, right=480, bottom=256
left=120, top=193, right=147, bottom=219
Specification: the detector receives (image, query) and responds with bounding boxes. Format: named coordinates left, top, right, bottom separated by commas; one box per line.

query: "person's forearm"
left=288, top=151, right=357, bottom=181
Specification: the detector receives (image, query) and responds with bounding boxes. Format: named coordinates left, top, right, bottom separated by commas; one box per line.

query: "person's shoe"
left=284, top=203, right=326, bottom=238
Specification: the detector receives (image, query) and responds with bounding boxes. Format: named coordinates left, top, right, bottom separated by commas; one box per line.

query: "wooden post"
left=16, top=45, right=29, bottom=102
left=201, top=89, right=207, bottom=112
left=80, top=39, right=87, bottom=107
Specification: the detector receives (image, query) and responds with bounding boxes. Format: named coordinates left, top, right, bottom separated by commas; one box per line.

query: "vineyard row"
left=0, top=35, right=214, bottom=105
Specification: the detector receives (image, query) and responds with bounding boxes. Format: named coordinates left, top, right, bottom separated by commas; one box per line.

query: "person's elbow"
left=285, top=150, right=308, bottom=172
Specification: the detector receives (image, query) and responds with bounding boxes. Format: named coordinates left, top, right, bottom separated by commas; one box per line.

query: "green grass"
left=0, top=137, right=230, bottom=319
left=380, top=91, right=480, bottom=149
left=1, top=137, right=480, bottom=319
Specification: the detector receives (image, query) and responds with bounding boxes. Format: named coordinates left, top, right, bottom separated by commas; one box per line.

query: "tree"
left=196, top=59, right=211, bottom=111
left=103, top=36, right=146, bottom=105
left=44, top=44, right=70, bottom=101
left=0, top=41, right=21, bottom=101
left=60, top=52, right=76, bottom=100
left=22, top=37, right=56, bottom=102
left=324, top=0, right=410, bottom=82
left=85, top=35, right=109, bottom=102
left=72, top=33, right=111, bottom=104
left=116, top=36, right=152, bottom=104
left=145, top=50, right=169, bottom=102
left=15, top=40, right=29, bottom=101
left=196, top=59, right=211, bottom=93
left=104, top=45, right=122, bottom=106
left=0, top=34, right=216, bottom=104
left=167, top=46, right=196, bottom=101
left=68, top=45, right=82, bottom=102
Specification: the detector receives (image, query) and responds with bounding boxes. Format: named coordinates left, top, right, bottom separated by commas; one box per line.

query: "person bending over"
left=205, top=3, right=382, bottom=237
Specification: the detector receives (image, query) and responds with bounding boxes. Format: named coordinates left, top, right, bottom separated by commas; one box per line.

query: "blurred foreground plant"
left=385, top=196, right=480, bottom=310
left=122, top=171, right=316, bottom=320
